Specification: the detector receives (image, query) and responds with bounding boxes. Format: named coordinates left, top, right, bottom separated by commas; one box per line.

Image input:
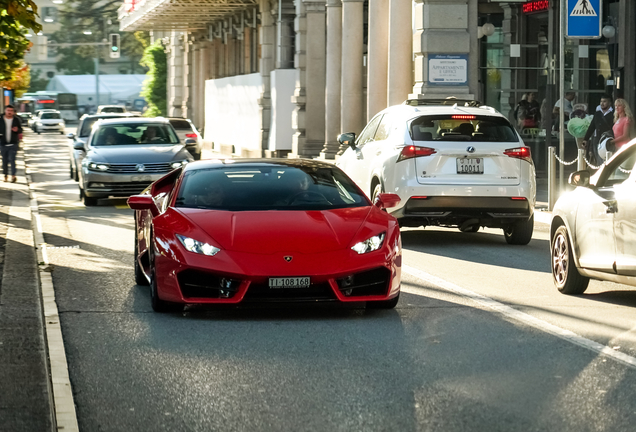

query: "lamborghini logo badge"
left=283, top=256, right=293, bottom=262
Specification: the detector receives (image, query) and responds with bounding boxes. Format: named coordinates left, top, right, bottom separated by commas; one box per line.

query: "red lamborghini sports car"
left=128, top=159, right=402, bottom=312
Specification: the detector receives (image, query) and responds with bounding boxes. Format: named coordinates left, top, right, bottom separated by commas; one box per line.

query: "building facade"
left=118, top=0, right=636, bottom=162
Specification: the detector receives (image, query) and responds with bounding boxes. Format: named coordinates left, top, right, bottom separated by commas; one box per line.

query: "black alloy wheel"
left=134, top=220, right=149, bottom=286
left=149, top=233, right=181, bottom=313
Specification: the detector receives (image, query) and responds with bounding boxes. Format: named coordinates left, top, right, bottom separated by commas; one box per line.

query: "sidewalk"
left=0, top=150, right=54, bottom=431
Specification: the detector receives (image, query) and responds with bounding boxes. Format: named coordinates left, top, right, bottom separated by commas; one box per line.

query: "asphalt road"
left=23, top=127, right=636, bottom=432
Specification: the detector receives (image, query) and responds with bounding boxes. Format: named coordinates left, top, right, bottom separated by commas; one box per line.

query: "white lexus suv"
left=336, top=99, right=536, bottom=245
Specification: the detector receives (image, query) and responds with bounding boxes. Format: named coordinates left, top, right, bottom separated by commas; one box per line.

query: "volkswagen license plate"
left=269, top=277, right=310, bottom=288
left=456, top=157, right=484, bottom=174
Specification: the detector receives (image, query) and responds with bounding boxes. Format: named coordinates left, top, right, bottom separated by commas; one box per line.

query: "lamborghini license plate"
left=268, top=277, right=310, bottom=288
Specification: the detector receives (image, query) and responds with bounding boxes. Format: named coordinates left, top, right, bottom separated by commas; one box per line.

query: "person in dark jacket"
left=0, top=105, right=23, bottom=183
left=583, top=95, right=614, bottom=165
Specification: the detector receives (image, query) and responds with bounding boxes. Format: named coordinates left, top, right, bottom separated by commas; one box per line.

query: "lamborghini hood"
left=176, top=207, right=375, bottom=254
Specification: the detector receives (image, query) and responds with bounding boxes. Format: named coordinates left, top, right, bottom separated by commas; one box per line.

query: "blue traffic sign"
left=567, top=0, right=602, bottom=39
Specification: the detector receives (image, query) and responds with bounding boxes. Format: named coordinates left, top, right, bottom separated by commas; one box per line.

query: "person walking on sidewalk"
left=0, top=105, right=23, bottom=183
left=582, top=94, right=614, bottom=165
left=610, top=98, right=635, bottom=149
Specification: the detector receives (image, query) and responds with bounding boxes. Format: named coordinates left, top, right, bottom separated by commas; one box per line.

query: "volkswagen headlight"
left=87, top=162, right=109, bottom=171
left=176, top=234, right=220, bottom=256
left=351, top=233, right=385, bottom=254
left=171, top=160, right=189, bottom=169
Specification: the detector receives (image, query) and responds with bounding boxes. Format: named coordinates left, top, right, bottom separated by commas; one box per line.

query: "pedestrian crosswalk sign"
left=567, top=0, right=602, bottom=39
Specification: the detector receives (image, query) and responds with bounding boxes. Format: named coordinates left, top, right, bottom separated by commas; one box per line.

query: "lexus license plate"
left=269, top=277, right=310, bottom=289
left=456, top=157, right=484, bottom=174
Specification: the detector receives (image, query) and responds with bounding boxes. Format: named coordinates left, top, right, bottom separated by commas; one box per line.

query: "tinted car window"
left=41, top=112, right=61, bottom=119
left=175, top=166, right=369, bottom=211
left=80, top=116, right=129, bottom=137
left=169, top=119, right=193, bottom=130
left=92, top=123, right=179, bottom=146
left=100, top=107, right=125, bottom=113
left=410, top=115, right=518, bottom=142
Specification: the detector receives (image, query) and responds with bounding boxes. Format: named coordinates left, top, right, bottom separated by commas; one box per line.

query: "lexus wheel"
left=504, top=214, right=534, bottom=245
left=552, top=225, right=589, bottom=294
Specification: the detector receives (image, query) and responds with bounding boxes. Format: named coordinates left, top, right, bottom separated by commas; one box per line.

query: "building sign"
left=428, top=54, right=468, bottom=86
left=567, top=0, right=602, bottom=39
left=522, top=1, right=550, bottom=14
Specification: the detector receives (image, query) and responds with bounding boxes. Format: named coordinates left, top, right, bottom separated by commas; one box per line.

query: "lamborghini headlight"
left=176, top=234, right=220, bottom=256
left=351, top=232, right=385, bottom=254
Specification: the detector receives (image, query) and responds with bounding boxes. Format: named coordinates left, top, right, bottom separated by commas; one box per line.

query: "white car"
left=164, top=117, right=202, bottom=160
left=336, top=99, right=536, bottom=245
left=550, top=139, right=636, bottom=294
left=33, top=110, right=65, bottom=135
left=97, top=105, right=127, bottom=114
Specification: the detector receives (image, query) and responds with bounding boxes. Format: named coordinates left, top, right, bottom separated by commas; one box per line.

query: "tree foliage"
left=140, top=41, right=167, bottom=117
left=0, top=0, right=42, bottom=33
left=51, top=0, right=148, bottom=74
left=0, top=62, right=31, bottom=97
left=0, top=10, right=33, bottom=80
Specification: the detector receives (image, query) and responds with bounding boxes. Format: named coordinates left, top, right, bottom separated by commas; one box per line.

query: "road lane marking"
left=402, top=265, right=636, bottom=369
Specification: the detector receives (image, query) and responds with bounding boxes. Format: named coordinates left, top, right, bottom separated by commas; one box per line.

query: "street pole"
left=94, top=57, right=100, bottom=109
left=559, top=0, right=565, bottom=193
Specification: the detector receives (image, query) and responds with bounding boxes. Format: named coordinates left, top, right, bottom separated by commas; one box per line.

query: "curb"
left=25, top=154, right=80, bottom=431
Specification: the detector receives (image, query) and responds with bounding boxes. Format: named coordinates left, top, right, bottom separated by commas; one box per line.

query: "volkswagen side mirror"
left=338, top=132, right=357, bottom=150
left=184, top=138, right=197, bottom=146
left=73, top=142, right=86, bottom=151
left=67, top=133, right=75, bottom=139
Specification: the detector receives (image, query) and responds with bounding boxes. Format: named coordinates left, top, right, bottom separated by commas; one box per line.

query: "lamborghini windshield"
left=175, top=165, right=369, bottom=211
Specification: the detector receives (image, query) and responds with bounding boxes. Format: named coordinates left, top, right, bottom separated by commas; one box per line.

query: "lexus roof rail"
left=404, top=97, right=482, bottom=107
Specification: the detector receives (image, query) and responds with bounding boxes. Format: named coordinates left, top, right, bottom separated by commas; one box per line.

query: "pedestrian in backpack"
left=0, top=105, right=23, bottom=183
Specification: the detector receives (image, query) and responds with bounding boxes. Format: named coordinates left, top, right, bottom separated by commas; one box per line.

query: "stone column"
left=291, top=0, right=326, bottom=158
left=181, top=34, right=192, bottom=119
left=259, top=0, right=276, bottom=156
left=190, top=42, right=200, bottom=124
left=198, top=41, right=211, bottom=131
left=320, top=0, right=342, bottom=159
left=291, top=0, right=307, bottom=158
left=411, top=0, right=474, bottom=100
left=367, top=0, right=389, bottom=121
left=387, top=0, right=411, bottom=106
left=168, top=30, right=183, bottom=117
left=340, top=0, right=364, bottom=137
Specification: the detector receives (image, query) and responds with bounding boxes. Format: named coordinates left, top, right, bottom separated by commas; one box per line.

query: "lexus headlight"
left=176, top=234, right=220, bottom=256
left=171, top=160, right=189, bottom=169
left=351, top=233, right=385, bottom=254
left=87, top=162, right=109, bottom=171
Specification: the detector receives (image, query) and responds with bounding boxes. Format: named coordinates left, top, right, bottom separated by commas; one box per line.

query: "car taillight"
left=185, top=133, right=198, bottom=138
left=504, top=147, right=532, bottom=163
left=397, top=145, right=436, bottom=162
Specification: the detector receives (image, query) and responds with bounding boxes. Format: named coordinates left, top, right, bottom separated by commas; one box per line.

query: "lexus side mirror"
left=73, top=142, right=85, bottom=151
left=184, top=138, right=197, bottom=146
left=337, top=132, right=357, bottom=150
left=374, top=193, right=401, bottom=209
left=127, top=195, right=159, bottom=216
left=568, top=170, right=590, bottom=188
left=67, top=133, right=75, bottom=139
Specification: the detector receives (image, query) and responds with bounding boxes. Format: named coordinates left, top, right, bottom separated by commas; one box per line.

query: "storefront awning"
left=118, top=0, right=257, bottom=32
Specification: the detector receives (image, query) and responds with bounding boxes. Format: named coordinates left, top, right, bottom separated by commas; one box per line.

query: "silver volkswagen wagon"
left=77, top=118, right=193, bottom=206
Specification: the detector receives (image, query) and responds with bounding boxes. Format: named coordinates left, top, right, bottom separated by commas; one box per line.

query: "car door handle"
left=375, top=150, right=382, bottom=156
left=605, top=200, right=617, bottom=213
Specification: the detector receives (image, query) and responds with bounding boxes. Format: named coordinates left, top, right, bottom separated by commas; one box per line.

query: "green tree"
left=140, top=41, right=167, bottom=117
left=0, top=0, right=42, bottom=33
left=0, top=13, right=32, bottom=80
left=0, top=62, right=31, bottom=97
left=51, top=0, right=148, bottom=74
